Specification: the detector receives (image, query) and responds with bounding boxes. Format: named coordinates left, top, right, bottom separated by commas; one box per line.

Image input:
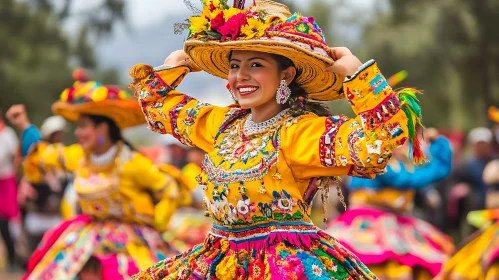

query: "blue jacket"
left=349, top=136, right=452, bottom=190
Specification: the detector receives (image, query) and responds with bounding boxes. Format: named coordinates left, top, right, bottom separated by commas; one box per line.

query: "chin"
left=237, top=97, right=261, bottom=109
left=78, top=142, right=91, bottom=151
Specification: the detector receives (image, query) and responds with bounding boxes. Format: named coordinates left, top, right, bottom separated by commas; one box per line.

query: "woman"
left=440, top=107, right=499, bottom=279
left=326, top=129, right=454, bottom=279
left=0, top=111, right=20, bottom=271
left=7, top=78, right=180, bottom=279
left=129, top=0, right=425, bottom=279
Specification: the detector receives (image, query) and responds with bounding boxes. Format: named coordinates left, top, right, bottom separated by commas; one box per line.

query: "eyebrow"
left=229, top=57, right=267, bottom=62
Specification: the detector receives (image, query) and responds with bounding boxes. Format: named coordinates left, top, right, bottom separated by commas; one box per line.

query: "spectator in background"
left=17, top=115, right=72, bottom=255
left=453, top=128, right=494, bottom=209
left=0, top=111, right=20, bottom=272
left=447, top=127, right=495, bottom=241
left=160, top=134, right=187, bottom=168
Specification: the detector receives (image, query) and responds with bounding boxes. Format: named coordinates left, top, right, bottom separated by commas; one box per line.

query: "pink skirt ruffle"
left=326, top=206, right=455, bottom=277
left=24, top=215, right=177, bottom=280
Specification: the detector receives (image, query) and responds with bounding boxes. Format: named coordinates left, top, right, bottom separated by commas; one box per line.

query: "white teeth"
left=238, top=87, right=258, bottom=93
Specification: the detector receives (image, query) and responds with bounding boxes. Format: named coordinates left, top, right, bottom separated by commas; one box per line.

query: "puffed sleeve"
left=21, top=125, right=84, bottom=183
left=281, top=60, right=426, bottom=179
left=129, top=153, right=182, bottom=231
left=128, top=64, right=234, bottom=153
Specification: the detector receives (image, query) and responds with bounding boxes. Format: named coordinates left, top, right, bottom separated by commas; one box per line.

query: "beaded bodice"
left=200, top=111, right=314, bottom=227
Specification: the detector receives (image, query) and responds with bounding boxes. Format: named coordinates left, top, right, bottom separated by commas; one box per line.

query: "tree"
left=0, top=0, right=124, bottom=125
left=32, top=0, right=126, bottom=36
left=361, top=0, right=499, bottom=129
left=0, top=0, right=73, bottom=123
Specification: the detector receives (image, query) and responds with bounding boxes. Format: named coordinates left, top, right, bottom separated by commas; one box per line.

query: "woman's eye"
left=251, top=63, right=262, bottom=67
left=230, top=64, right=239, bottom=69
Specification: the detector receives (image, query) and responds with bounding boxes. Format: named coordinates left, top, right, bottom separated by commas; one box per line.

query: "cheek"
left=255, top=73, right=279, bottom=98
left=76, top=127, right=96, bottom=144
left=227, top=72, right=237, bottom=90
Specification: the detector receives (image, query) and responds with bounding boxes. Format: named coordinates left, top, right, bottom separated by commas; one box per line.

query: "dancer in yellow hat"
left=129, top=1, right=426, bottom=278
left=7, top=72, right=181, bottom=280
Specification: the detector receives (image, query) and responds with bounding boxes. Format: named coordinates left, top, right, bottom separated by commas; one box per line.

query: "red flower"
left=209, top=3, right=217, bottom=12
left=218, top=13, right=247, bottom=40
left=211, top=11, right=225, bottom=32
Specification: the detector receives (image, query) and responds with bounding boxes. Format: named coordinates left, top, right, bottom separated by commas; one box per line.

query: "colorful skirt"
left=0, top=175, right=18, bottom=220
left=441, top=221, right=499, bottom=279
left=326, top=206, right=454, bottom=277
left=134, top=221, right=376, bottom=280
left=24, top=215, right=177, bottom=280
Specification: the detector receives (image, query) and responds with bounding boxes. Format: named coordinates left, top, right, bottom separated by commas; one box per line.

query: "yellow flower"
left=60, top=89, right=69, bottom=102
left=118, top=90, right=129, bottom=100
left=189, top=15, right=209, bottom=34
left=241, top=18, right=267, bottom=39
left=91, top=87, right=108, bottom=102
left=204, top=0, right=221, bottom=7
left=223, top=7, right=241, bottom=20
left=209, top=8, right=223, bottom=20
left=201, top=6, right=211, bottom=19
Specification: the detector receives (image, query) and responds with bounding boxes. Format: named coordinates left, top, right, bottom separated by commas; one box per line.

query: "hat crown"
left=252, top=0, right=291, bottom=21
left=59, top=80, right=133, bottom=105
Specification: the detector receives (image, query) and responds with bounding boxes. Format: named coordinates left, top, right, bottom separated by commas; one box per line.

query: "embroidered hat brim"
left=52, top=99, right=145, bottom=129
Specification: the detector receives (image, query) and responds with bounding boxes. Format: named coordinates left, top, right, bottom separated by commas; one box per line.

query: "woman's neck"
left=92, top=141, right=114, bottom=156
left=250, top=103, right=286, bottom=123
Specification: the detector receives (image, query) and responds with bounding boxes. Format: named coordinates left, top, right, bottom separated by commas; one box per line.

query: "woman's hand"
left=424, top=128, right=440, bottom=143
left=6, top=104, right=31, bottom=131
left=324, top=47, right=362, bottom=77
left=164, top=50, right=201, bottom=72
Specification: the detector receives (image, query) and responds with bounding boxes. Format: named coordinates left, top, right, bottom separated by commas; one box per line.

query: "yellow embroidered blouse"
left=130, top=60, right=413, bottom=228
left=23, top=142, right=180, bottom=231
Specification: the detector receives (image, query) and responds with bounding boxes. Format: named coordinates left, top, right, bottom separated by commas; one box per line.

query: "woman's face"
left=228, top=51, right=293, bottom=110
left=74, top=116, right=103, bottom=151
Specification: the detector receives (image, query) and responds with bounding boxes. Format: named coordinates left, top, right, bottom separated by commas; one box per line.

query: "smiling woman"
left=128, top=0, right=425, bottom=279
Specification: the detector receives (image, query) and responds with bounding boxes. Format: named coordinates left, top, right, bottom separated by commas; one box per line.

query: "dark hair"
left=84, top=114, right=136, bottom=150
left=271, top=54, right=332, bottom=117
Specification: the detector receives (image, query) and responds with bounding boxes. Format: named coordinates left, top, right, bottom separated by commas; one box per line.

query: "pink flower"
left=218, top=13, right=247, bottom=40
left=211, top=11, right=225, bottom=32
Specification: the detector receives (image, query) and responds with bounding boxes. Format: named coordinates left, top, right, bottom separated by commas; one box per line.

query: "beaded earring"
left=276, top=80, right=292, bottom=104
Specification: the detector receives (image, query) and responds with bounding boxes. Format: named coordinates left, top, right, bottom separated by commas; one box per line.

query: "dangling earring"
left=226, top=83, right=237, bottom=103
left=276, top=80, right=291, bottom=104
left=97, top=134, right=105, bottom=145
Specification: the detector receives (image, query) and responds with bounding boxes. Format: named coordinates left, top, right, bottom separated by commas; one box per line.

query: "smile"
left=237, top=86, right=259, bottom=96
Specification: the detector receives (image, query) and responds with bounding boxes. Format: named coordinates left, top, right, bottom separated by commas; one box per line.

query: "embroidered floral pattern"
left=169, top=96, right=195, bottom=146
left=347, top=127, right=365, bottom=167
left=319, top=115, right=348, bottom=167
left=359, top=94, right=401, bottom=130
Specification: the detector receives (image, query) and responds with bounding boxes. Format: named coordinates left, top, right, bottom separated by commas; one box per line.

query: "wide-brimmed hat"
left=183, top=0, right=343, bottom=101
left=52, top=76, right=145, bottom=129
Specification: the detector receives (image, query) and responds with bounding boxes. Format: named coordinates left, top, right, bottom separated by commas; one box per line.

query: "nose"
left=236, top=66, right=251, bottom=82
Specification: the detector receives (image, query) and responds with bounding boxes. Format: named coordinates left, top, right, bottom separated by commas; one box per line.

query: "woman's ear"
left=283, top=67, right=297, bottom=85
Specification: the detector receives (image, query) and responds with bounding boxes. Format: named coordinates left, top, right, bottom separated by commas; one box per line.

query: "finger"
left=328, top=47, right=352, bottom=60
left=324, top=60, right=346, bottom=74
